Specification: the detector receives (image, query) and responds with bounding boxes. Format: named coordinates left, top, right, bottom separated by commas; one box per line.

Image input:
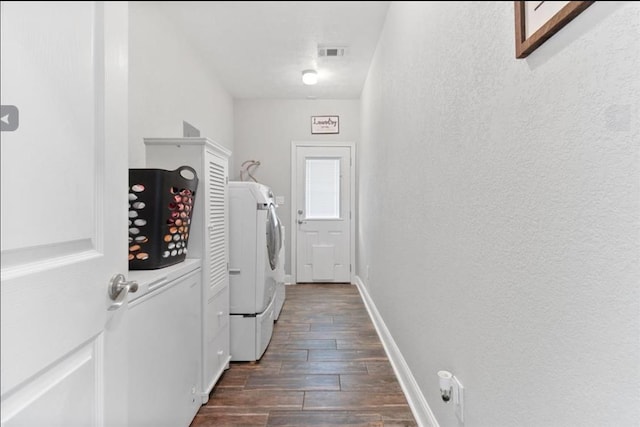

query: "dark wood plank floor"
left=191, top=284, right=418, bottom=427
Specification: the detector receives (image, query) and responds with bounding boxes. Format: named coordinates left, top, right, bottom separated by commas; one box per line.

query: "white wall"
left=359, top=2, right=639, bottom=426
left=128, top=2, right=234, bottom=168
left=234, top=99, right=360, bottom=276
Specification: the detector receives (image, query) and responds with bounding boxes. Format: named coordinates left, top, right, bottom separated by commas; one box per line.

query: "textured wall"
left=359, top=2, right=639, bottom=426
left=234, top=99, right=360, bottom=276
left=128, top=2, right=234, bottom=168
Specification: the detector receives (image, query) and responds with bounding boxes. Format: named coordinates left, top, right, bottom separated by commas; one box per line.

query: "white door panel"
left=312, top=244, right=334, bottom=280
left=2, top=340, right=101, bottom=427
left=293, top=144, right=354, bottom=283
left=1, top=2, right=129, bottom=426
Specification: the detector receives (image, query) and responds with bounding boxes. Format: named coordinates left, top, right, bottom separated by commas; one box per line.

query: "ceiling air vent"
left=318, top=45, right=347, bottom=57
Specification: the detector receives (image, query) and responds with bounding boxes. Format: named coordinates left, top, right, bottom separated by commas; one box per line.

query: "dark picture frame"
left=514, top=1, right=594, bottom=58
left=311, top=116, right=340, bottom=134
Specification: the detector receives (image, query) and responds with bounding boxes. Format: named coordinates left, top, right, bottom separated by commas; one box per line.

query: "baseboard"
left=354, top=275, right=439, bottom=427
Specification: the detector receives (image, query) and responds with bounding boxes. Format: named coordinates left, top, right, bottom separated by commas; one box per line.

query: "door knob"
left=297, top=209, right=303, bottom=215
left=108, top=273, right=139, bottom=311
left=297, top=219, right=306, bottom=225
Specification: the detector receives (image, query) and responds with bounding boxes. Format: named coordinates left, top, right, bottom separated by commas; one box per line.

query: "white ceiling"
left=154, top=1, right=391, bottom=99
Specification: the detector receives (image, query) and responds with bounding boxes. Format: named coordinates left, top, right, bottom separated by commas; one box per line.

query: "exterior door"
left=293, top=144, right=354, bottom=283
left=1, top=3, right=130, bottom=426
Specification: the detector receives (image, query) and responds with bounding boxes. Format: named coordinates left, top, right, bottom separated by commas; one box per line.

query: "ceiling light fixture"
left=302, top=69, right=318, bottom=85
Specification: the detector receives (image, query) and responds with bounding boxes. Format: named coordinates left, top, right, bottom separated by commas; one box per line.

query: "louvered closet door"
left=206, top=150, right=228, bottom=296
left=204, top=148, right=230, bottom=391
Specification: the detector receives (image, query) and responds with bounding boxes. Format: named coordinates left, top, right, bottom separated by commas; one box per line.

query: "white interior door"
left=1, top=2, right=129, bottom=426
left=293, top=144, right=354, bottom=283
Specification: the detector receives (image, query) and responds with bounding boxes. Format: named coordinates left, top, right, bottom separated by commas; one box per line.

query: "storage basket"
left=128, top=166, right=198, bottom=270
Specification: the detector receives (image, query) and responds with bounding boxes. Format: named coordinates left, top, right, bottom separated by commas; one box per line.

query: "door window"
left=305, top=158, right=340, bottom=219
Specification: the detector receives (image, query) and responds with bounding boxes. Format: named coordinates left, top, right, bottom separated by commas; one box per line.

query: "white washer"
left=228, top=181, right=282, bottom=361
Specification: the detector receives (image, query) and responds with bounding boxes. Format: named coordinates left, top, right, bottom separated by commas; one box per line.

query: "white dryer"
left=228, top=181, right=282, bottom=361
left=274, top=223, right=286, bottom=321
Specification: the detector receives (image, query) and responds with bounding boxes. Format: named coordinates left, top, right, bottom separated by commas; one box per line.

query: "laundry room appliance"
left=274, top=223, right=286, bottom=320
left=228, top=181, right=282, bottom=361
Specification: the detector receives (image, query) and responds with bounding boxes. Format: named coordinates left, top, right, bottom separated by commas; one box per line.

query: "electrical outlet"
left=452, top=376, right=464, bottom=423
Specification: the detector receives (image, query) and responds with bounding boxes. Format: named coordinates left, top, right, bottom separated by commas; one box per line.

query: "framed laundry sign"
left=514, top=1, right=594, bottom=58
left=311, top=116, right=339, bottom=134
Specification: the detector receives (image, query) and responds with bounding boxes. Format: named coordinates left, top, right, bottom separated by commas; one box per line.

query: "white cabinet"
left=144, top=137, right=231, bottom=402
left=127, top=259, right=202, bottom=427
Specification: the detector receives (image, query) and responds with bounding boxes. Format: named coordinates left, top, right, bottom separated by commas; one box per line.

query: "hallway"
left=190, top=284, right=418, bottom=426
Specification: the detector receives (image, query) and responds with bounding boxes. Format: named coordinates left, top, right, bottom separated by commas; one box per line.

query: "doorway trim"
left=290, top=141, right=356, bottom=284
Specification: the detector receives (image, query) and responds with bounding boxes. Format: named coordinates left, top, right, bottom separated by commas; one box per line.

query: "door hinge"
left=350, top=157, right=352, bottom=166
left=225, top=176, right=229, bottom=184
left=350, top=264, right=352, bottom=272
left=226, top=262, right=229, bottom=271
left=349, top=211, right=352, bottom=219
